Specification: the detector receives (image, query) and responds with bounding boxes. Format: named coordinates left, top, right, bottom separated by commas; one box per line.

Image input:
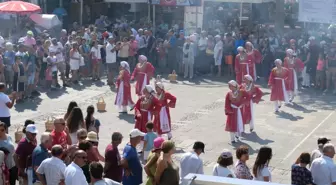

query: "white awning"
left=104, top=0, right=147, bottom=3
left=203, top=0, right=274, bottom=3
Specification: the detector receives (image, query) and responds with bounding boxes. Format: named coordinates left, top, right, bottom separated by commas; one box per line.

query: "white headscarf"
left=245, top=41, right=254, bottom=49
left=228, top=80, right=238, bottom=88
left=237, top=46, right=244, bottom=52
left=286, top=49, right=294, bottom=56
left=244, top=74, right=253, bottom=82
left=274, top=59, right=282, bottom=65
left=145, top=85, right=155, bottom=94
left=120, top=61, right=130, bottom=73
left=139, top=55, right=147, bottom=62
left=156, top=82, right=164, bottom=90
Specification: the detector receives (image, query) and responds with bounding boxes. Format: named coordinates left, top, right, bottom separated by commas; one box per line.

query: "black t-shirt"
left=308, top=45, right=320, bottom=65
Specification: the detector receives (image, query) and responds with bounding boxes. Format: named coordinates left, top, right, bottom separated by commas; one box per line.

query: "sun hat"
left=26, top=124, right=38, bottom=134
left=129, top=129, right=145, bottom=138
left=86, top=131, right=99, bottom=142
left=220, top=149, right=233, bottom=158
left=153, top=137, right=165, bottom=150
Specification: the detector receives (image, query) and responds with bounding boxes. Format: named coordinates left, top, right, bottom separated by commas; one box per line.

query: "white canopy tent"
left=30, top=14, right=61, bottom=29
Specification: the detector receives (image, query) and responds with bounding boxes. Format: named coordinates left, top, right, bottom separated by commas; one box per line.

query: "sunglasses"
left=56, top=122, right=66, bottom=126
left=79, top=136, right=87, bottom=139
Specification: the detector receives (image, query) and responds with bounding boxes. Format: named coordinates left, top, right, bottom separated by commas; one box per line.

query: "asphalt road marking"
left=283, top=110, right=335, bottom=161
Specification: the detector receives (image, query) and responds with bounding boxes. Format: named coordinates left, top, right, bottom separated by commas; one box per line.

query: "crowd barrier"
left=181, top=174, right=288, bottom=185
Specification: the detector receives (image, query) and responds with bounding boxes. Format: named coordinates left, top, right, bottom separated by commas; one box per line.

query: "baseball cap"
left=317, top=137, right=330, bottom=145
left=193, top=141, right=205, bottom=153
left=129, top=129, right=145, bottom=138
left=27, top=31, right=34, bottom=36
left=220, top=149, right=232, bottom=158
left=153, top=137, right=165, bottom=150
left=26, top=124, right=38, bottom=134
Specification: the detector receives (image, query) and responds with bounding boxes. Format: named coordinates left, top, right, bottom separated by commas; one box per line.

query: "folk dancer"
left=241, top=75, right=263, bottom=132
left=155, top=82, right=177, bottom=140
left=115, top=61, right=134, bottom=113
left=245, top=42, right=262, bottom=80
left=284, top=49, right=304, bottom=102
left=134, top=85, right=161, bottom=133
left=234, top=46, right=248, bottom=84
left=268, top=59, right=290, bottom=112
left=131, top=55, right=155, bottom=97
left=225, top=80, right=249, bottom=143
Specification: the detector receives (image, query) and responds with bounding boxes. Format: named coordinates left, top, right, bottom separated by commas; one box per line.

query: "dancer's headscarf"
left=274, top=59, right=282, bottom=65
left=120, top=61, right=130, bottom=73
left=245, top=41, right=254, bottom=49
left=237, top=46, right=244, bottom=52
left=145, top=85, right=155, bottom=95
left=155, top=82, right=164, bottom=90
left=139, top=55, right=147, bottom=62
left=286, top=49, right=294, bottom=56
left=244, top=74, right=253, bottom=82
left=228, top=80, right=239, bottom=88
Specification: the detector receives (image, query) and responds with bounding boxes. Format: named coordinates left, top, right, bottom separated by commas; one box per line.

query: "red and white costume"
left=134, top=85, right=161, bottom=133
left=268, top=59, right=290, bottom=111
left=284, top=49, right=304, bottom=101
left=115, top=61, right=134, bottom=112
left=155, top=82, right=176, bottom=139
left=225, top=80, right=249, bottom=142
left=131, top=55, right=155, bottom=96
left=240, top=75, right=263, bottom=131
left=235, top=44, right=261, bottom=84
left=246, top=42, right=262, bottom=79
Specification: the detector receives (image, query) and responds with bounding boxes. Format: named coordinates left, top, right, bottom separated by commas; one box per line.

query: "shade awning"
left=203, top=0, right=274, bottom=3
left=104, top=0, right=147, bottom=2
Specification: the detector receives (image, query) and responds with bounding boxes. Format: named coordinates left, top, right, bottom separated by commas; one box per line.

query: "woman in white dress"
left=213, top=149, right=235, bottom=178
left=69, top=42, right=81, bottom=83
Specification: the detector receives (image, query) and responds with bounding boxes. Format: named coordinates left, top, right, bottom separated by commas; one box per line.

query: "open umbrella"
left=0, top=1, right=41, bottom=14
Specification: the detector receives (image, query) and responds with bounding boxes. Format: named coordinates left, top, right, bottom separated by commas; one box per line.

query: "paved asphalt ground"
left=8, top=75, right=336, bottom=184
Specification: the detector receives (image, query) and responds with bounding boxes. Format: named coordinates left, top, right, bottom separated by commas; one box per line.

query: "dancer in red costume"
left=155, top=82, right=176, bottom=140
left=115, top=61, right=134, bottom=113
left=268, top=59, right=290, bottom=112
left=284, top=49, right=304, bottom=102
left=134, top=85, right=161, bottom=133
left=131, top=55, right=155, bottom=96
left=235, top=46, right=248, bottom=84
left=289, top=39, right=300, bottom=56
left=245, top=42, right=262, bottom=80
left=241, top=75, right=263, bottom=132
left=225, top=80, right=249, bottom=143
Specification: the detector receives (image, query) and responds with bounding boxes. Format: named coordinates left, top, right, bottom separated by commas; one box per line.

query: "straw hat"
left=86, top=131, right=99, bottom=143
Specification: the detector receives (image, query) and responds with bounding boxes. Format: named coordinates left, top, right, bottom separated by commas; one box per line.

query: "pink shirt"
left=317, top=59, right=325, bottom=71
left=24, top=36, right=36, bottom=46
left=129, top=40, right=138, bottom=56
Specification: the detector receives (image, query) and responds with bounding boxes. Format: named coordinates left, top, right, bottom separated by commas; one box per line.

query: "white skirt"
left=70, top=59, right=80, bottom=70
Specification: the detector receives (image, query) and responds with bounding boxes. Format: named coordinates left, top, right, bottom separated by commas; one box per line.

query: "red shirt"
left=104, top=144, right=122, bottom=182
left=50, top=130, right=68, bottom=149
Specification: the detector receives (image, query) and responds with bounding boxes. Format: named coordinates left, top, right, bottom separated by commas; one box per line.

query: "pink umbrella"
left=0, top=1, right=41, bottom=14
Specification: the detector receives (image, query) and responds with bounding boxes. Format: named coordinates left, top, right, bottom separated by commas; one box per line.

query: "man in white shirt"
left=311, top=137, right=331, bottom=165
left=50, top=38, right=68, bottom=87
left=36, top=145, right=66, bottom=185
left=64, top=150, right=88, bottom=185
left=0, top=83, right=15, bottom=132
left=214, top=35, right=223, bottom=76
left=106, top=36, right=118, bottom=86
left=311, top=143, right=336, bottom=185
left=180, top=141, right=205, bottom=179
left=136, top=29, right=147, bottom=55
left=90, top=161, right=120, bottom=185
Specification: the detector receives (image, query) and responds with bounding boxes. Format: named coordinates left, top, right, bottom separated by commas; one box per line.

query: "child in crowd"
left=212, top=149, right=235, bottom=178
left=47, top=49, right=58, bottom=89
left=316, top=53, right=326, bottom=90
left=143, top=122, right=157, bottom=161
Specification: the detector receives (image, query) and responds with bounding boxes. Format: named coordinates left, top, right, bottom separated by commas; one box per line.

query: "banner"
left=298, top=0, right=336, bottom=24
left=150, top=0, right=202, bottom=6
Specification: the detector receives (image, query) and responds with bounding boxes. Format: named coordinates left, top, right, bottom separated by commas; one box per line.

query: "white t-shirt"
left=214, top=40, right=223, bottom=59
left=48, top=56, right=58, bottom=72
left=49, top=42, right=64, bottom=62
left=106, top=43, right=116, bottom=64
left=212, top=164, right=235, bottom=178
left=91, top=46, right=102, bottom=60
left=254, top=166, right=272, bottom=182
left=0, top=93, right=11, bottom=117
left=94, top=178, right=121, bottom=185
